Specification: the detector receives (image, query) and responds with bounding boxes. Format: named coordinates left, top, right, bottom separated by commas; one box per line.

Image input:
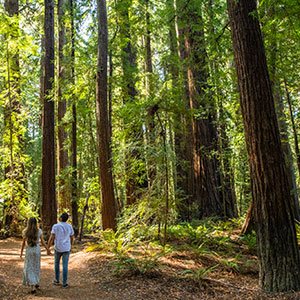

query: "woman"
left=20, top=217, right=49, bottom=294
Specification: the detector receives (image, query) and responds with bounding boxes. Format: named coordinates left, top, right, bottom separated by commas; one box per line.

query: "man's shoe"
left=53, top=280, right=60, bottom=286
left=62, top=284, right=69, bottom=288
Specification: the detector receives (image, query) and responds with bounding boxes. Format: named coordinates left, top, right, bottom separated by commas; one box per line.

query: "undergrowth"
left=87, top=217, right=258, bottom=278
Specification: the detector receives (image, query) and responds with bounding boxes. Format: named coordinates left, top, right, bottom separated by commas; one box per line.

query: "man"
left=48, top=212, right=74, bottom=288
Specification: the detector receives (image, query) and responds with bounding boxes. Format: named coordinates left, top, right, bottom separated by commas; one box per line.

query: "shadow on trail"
left=0, top=238, right=103, bottom=300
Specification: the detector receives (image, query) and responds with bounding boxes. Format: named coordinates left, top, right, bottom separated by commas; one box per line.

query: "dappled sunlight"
left=0, top=238, right=102, bottom=300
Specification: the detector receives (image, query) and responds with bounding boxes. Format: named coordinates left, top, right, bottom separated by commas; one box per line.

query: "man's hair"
left=60, top=212, right=69, bottom=222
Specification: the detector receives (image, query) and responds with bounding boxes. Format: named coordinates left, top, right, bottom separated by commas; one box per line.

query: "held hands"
left=46, top=248, right=52, bottom=255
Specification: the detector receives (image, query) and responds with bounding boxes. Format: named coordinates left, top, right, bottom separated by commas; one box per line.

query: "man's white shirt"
left=51, top=222, right=74, bottom=252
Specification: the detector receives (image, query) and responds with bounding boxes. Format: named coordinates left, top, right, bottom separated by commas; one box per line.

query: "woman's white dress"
left=22, top=228, right=42, bottom=286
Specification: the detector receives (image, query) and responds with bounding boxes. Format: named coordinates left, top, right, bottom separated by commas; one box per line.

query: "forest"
left=1, top=0, right=300, bottom=298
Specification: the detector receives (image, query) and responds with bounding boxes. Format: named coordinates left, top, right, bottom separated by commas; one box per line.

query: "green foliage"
left=239, top=232, right=257, bottom=253
left=89, top=229, right=166, bottom=277
left=0, top=0, right=298, bottom=253
left=167, top=219, right=240, bottom=249
left=219, top=258, right=240, bottom=273
left=180, top=265, right=218, bottom=281
left=112, top=250, right=162, bottom=276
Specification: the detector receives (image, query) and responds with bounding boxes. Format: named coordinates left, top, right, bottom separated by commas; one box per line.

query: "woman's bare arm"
left=40, top=233, right=50, bottom=254
left=20, top=238, right=26, bottom=258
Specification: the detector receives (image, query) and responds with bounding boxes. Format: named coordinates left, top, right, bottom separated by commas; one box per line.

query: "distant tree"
left=116, top=0, right=147, bottom=205
left=2, top=0, right=26, bottom=236
left=69, top=0, right=79, bottom=235
left=265, top=5, right=300, bottom=221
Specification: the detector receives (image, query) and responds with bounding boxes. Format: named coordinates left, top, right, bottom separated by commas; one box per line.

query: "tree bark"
left=42, top=0, right=57, bottom=236
left=96, top=0, right=117, bottom=230
left=57, top=0, right=70, bottom=212
left=227, top=0, right=300, bottom=292
left=176, top=0, right=225, bottom=218
left=207, top=0, right=238, bottom=219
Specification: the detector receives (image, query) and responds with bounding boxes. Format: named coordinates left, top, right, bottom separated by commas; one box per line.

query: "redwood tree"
left=42, top=0, right=57, bottom=235
left=57, top=0, right=70, bottom=211
left=175, top=0, right=236, bottom=219
left=227, top=0, right=300, bottom=292
left=96, top=0, right=117, bottom=230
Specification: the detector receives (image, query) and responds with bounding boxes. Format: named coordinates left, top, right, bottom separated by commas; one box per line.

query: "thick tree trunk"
left=42, top=0, right=57, bottom=236
left=227, top=0, right=300, bottom=292
left=96, top=0, right=117, bottom=230
left=176, top=0, right=225, bottom=218
left=57, top=0, right=70, bottom=212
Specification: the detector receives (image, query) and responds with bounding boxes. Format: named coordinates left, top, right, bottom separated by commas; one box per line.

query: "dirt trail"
left=2, top=238, right=300, bottom=300
left=0, top=238, right=101, bottom=300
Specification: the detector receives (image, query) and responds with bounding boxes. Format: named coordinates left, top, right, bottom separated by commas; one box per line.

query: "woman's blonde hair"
left=23, top=217, right=38, bottom=247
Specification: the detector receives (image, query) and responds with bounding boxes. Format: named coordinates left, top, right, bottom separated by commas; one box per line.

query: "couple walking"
left=20, top=212, right=74, bottom=294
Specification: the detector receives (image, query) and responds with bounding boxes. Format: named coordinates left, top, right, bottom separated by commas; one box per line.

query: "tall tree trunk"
left=144, top=0, right=156, bottom=187
left=227, top=0, right=300, bottom=292
left=57, top=0, right=70, bottom=211
left=218, top=116, right=238, bottom=218
left=177, top=0, right=225, bottom=218
left=116, top=0, right=147, bottom=205
left=70, top=0, right=79, bottom=235
left=3, top=0, right=24, bottom=235
left=42, top=0, right=57, bottom=236
left=96, top=0, right=117, bottom=230
left=172, top=0, right=192, bottom=220
left=207, top=0, right=238, bottom=219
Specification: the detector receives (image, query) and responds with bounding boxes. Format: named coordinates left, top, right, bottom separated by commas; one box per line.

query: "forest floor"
left=1, top=237, right=300, bottom=300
